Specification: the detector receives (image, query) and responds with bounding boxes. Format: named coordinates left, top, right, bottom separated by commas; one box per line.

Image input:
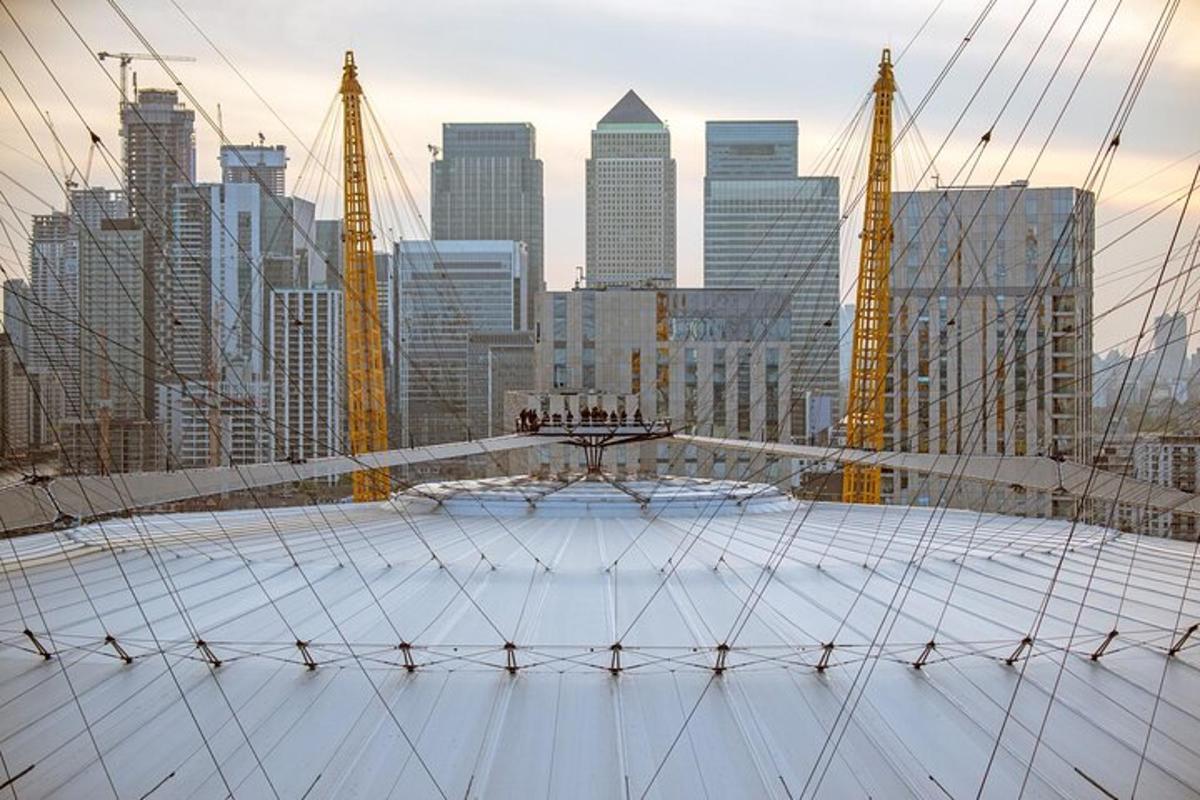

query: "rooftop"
left=2, top=475, right=1196, bottom=797
left=598, top=89, right=662, bottom=125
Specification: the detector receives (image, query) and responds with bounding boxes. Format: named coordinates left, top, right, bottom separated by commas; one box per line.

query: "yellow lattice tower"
left=843, top=49, right=896, bottom=504
left=340, top=51, right=390, bottom=501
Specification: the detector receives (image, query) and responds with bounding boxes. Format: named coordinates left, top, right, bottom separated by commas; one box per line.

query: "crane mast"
left=340, top=51, right=390, bottom=501
left=843, top=49, right=896, bottom=504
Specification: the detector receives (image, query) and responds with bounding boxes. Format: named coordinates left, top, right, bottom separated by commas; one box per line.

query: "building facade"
left=69, top=218, right=162, bottom=472
left=268, top=288, right=344, bottom=462
left=531, top=287, right=793, bottom=478
left=432, top=123, right=544, bottom=325
left=586, top=91, right=676, bottom=287
left=886, top=183, right=1094, bottom=517
left=396, top=240, right=528, bottom=446
left=1129, top=434, right=1200, bottom=540
left=703, top=121, right=840, bottom=442
left=121, top=89, right=195, bottom=418
left=220, top=143, right=287, bottom=196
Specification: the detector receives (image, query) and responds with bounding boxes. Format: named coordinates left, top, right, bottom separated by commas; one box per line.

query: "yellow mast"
left=340, top=51, right=389, bottom=501
left=843, top=49, right=896, bottom=504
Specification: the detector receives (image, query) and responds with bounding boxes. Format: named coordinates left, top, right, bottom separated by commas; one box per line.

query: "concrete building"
left=1130, top=434, right=1200, bottom=540
left=268, top=288, right=344, bottom=462
left=2, top=279, right=30, bottom=365
left=397, top=240, right=528, bottom=446
left=68, top=218, right=162, bottom=473
left=886, top=183, right=1094, bottom=517
left=0, top=332, right=31, bottom=460
left=313, top=219, right=342, bottom=289
left=220, top=143, right=287, bottom=196
left=531, top=287, right=793, bottom=478
left=703, top=121, right=840, bottom=441
left=432, top=124, right=544, bottom=325
left=162, top=179, right=317, bottom=467
left=121, top=88, right=195, bottom=413
left=586, top=91, right=676, bottom=287
left=466, top=331, right=535, bottom=438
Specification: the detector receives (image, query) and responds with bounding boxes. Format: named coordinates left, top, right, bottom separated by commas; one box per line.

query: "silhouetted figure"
left=619, top=410, right=628, bottom=425
left=580, top=407, right=591, bottom=424
left=633, top=408, right=643, bottom=424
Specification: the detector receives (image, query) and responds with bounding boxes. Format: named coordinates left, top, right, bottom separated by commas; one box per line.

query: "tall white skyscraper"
left=703, top=121, right=840, bottom=441
left=586, top=90, right=676, bottom=287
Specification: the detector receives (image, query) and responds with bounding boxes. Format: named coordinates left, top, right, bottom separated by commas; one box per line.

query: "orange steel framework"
left=340, top=51, right=390, bottom=501
left=843, top=49, right=896, bottom=504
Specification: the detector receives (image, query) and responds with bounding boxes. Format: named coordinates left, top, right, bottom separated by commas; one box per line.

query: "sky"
left=0, top=0, right=1197, bottom=354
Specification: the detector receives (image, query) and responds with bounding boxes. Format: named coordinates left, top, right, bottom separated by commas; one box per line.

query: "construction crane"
left=843, top=49, right=896, bottom=505
left=340, top=51, right=390, bottom=501
left=97, top=51, right=196, bottom=106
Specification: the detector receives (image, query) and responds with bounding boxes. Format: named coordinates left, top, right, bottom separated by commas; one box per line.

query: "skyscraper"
left=586, top=90, right=676, bottom=287
left=121, top=88, right=195, bottom=405
left=2, top=279, right=30, bottom=365
left=432, top=123, right=544, bottom=324
left=703, top=121, right=840, bottom=442
left=396, top=240, right=528, bottom=446
left=886, top=182, right=1094, bottom=517
left=164, top=172, right=317, bottom=467
left=69, top=217, right=162, bottom=472
left=220, top=143, right=287, bottom=196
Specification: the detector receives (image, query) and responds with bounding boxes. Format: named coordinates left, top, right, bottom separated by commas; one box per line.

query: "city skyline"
left=0, top=1, right=1196, bottom=354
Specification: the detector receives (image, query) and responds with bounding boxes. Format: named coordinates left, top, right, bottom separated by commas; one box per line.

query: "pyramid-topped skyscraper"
left=586, top=90, right=676, bottom=287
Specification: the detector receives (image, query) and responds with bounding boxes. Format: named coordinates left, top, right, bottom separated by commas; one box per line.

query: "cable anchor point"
left=816, top=642, right=835, bottom=672
left=104, top=634, right=133, bottom=664
left=195, top=639, right=222, bottom=668
left=23, top=629, right=52, bottom=660
left=913, top=640, right=936, bottom=669
left=296, top=639, right=317, bottom=670
left=1005, top=635, right=1034, bottom=666
left=398, top=641, right=416, bottom=672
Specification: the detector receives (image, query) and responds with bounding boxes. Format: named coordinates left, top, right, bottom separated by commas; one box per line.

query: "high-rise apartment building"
left=0, top=332, right=29, bottom=459
left=432, top=124, right=544, bottom=324
left=163, top=177, right=317, bottom=467
left=396, top=240, right=528, bottom=446
left=121, top=88, right=195, bottom=405
left=586, top=91, right=676, bottom=287
left=2, top=279, right=30, bottom=365
left=220, top=143, right=287, bottom=196
left=703, top=121, right=840, bottom=442
left=886, top=182, right=1094, bottom=517
left=269, top=288, right=344, bottom=462
left=68, top=217, right=162, bottom=472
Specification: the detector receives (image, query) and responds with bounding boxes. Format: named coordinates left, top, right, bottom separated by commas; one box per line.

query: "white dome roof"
left=1, top=476, right=1197, bottom=798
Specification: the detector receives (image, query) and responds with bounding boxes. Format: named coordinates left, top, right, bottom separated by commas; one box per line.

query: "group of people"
left=515, top=405, right=644, bottom=432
